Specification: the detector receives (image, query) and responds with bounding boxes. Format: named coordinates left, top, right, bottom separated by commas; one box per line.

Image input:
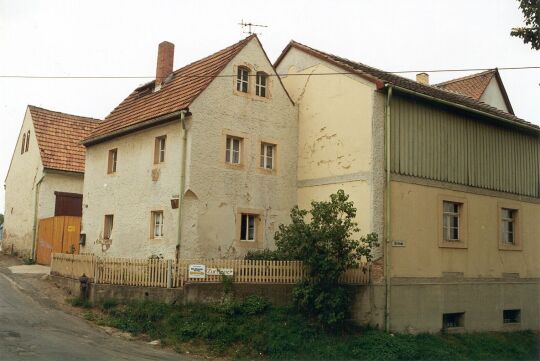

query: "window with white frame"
left=260, top=142, right=275, bottom=170
left=443, top=201, right=461, bottom=241
left=151, top=211, right=164, bottom=238
left=236, top=67, right=249, bottom=93
left=240, top=214, right=256, bottom=241
left=154, top=136, right=166, bottom=164
left=226, top=136, right=242, bottom=165
left=255, top=72, right=267, bottom=97
left=501, top=208, right=517, bottom=244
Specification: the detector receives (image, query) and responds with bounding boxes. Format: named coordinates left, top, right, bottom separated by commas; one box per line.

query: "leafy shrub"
left=274, top=190, right=379, bottom=328
left=239, top=295, right=271, bottom=315
left=244, top=248, right=292, bottom=261
left=66, top=296, right=92, bottom=308
left=99, top=298, right=118, bottom=312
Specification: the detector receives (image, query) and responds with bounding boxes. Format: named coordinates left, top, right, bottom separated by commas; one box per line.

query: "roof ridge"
left=28, top=105, right=102, bottom=122
left=434, top=69, right=496, bottom=87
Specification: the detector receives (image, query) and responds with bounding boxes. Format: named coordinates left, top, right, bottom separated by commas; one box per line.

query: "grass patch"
left=66, top=296, right=92, bottom=308
left=71, top=296, right=539, bottom=360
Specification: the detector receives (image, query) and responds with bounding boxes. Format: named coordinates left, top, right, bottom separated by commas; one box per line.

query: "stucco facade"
left=276, top=47, right=385, bottom=258
left=3, top=108, right=87, bottom=258
left=81, top=38, right=298, bottom=259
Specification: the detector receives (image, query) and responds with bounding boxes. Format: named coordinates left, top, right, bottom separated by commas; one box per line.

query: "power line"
left=0, top=66, right=539, bottom=79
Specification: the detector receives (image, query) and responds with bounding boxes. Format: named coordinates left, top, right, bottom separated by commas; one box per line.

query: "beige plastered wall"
left=276, top=48, right=385, bottom=257
left=387, top=180, right=539, bottom=333
left=479, top=77, right=509, bottom=113
left=81, top=37, right=297, bottom=259
left=81, top=121, right=183, bottom=258
left=38, top=171, right=84, bottom=219
left=3, top=109, right=43, bottom=257
left=180, top=37, right=298, bottom=259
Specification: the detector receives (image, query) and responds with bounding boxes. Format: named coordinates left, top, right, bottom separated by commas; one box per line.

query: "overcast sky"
left=1, top=0, right=539, bottom=213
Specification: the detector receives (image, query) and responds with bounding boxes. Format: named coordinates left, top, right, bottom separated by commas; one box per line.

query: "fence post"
left=166, top=259, right=172, bottom=289
left=93, top=256, right=99, bottom=284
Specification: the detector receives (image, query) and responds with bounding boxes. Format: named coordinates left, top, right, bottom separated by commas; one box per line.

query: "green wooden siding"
left=390, top=95, right=540, bottom=198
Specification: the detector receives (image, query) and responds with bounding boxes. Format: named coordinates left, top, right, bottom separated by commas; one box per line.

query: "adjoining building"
left=3, top=106, right=100, bottom=258
left=80, top=36, right=298, bottom=260
left=275, top=41, right=539, bottom=333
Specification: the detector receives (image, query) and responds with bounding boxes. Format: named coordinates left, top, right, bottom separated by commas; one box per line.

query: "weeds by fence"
left=51, top=253, right=369, bottom=288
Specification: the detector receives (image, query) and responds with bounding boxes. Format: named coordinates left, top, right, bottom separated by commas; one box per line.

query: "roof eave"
left=386, top=84, right=538, bottom=133
left=83, top=109, right=188, bottom=146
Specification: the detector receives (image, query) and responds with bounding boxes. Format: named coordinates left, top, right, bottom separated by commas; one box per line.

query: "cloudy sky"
left=0, top=0, right=539, bottom=213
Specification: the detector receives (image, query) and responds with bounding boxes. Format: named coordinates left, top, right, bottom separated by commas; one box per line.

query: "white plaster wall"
left=181, top=38, right=298, bottom=259
left=277, top=48, right=384, bottom=258
left=38, top=172, right=84, bottom=219
left=81, top=121, right=183, bottom=259
left=3, top=109, right=44, bottom=257
left=479, top=77, right=509, bottom=113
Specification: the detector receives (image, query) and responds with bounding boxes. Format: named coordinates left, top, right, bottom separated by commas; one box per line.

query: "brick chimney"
left=155, top=41, right=175, bottom=89
left=416, top=72, right=429, bottom=85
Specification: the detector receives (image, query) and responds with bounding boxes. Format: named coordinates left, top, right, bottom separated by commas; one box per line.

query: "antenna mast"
left=239, top=19, right=268, bottom=35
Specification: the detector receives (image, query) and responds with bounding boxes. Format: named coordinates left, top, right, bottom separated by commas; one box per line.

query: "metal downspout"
left=31, top=174, right=45, bottom=260
left=384, top=85, right=393, bottom=332
left=176, top=110, right=189, bottom=260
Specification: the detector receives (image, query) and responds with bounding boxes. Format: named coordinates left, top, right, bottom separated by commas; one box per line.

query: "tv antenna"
left=239, top=20, right=268, bottom=35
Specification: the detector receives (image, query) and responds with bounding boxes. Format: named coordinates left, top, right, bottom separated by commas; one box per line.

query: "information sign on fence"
left=188, top=264, right=206, bottom=279
left=206, top=267, right=234, bottom=276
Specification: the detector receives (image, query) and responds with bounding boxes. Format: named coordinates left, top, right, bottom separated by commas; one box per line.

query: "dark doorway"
left=54, top=192, right=83, bottom=217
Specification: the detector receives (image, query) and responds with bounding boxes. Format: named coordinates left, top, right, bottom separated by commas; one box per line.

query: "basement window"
left=442, top=312, right=464, bottom=329
left=503, top=309, right=520, bottom=324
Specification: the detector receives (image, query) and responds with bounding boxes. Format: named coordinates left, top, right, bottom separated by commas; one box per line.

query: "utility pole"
left=238, top=19, right=268, bottom=35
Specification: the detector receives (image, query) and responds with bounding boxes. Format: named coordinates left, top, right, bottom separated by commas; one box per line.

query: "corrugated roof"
left=29, top=105, right=100, bottom=173
left=275, top=41, right=534, bottom=129
left=86, top=35, right=256, bottom=142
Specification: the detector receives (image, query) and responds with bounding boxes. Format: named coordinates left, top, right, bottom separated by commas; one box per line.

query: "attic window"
left=25, top=131, right=30, bottom=152
left=237, top=67, right=249, bottom=93
left=256, top=72, right=268, bottom=97
left=21, top=133, right=26, bottom=154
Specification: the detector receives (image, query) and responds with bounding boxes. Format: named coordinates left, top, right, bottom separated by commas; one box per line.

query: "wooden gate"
left=36, top=216, right=81, bottom=265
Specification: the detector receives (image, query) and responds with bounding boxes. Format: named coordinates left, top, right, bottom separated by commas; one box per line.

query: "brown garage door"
left=54, top=192, right=83, bottom=217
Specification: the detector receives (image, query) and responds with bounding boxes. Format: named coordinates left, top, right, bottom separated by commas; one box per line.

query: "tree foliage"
left=511, top=0, right=540, bottom=50
left=274, top=190, right=379, bottom=327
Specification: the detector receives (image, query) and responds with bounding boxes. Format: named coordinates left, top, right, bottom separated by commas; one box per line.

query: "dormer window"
left=256, top=72, right=268, bottom=97
left=237, top=67, right=249, bottom=93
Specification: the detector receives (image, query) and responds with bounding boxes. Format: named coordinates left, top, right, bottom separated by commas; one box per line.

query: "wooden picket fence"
left=50, top=253, right=370, bottom=288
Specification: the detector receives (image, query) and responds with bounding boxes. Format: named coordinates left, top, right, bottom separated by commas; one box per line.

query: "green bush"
left=239, top=295, right=271, bottom=315
left=244, top=248, right=292, bottom=261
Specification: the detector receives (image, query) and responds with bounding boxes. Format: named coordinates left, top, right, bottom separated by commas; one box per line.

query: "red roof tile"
left=29, top=106, right=100, bottom=173
left=435, top=70, right=495, bottom=100
left=275, top=41, right=532, bottom=130
left=86, top=35, right=256, bottom=142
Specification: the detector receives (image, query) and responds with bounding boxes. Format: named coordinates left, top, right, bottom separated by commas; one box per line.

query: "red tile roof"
left=86, top=35, right=256, bottom=143
left=435, top=70, right=495, bottom=100
left=29, top=106, right=100, bottom=173
left=275, top=41, right=532, bottom=130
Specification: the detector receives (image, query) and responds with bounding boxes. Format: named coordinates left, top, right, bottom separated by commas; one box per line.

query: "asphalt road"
left=0, top=260, right=191, bottom=361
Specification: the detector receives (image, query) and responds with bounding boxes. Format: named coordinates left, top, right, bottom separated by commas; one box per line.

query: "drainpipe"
left=31, top=173, right=45, bottom=260
left=176, top=109, right=191, bottom=260
left=384, top=85, right=393, bottom=332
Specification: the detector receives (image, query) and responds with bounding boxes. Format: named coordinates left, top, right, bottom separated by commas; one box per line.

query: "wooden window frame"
left=103, top=214, right=114, bottom=240
left=150, top=211, right=164, bottom=239
left=438, top=195, right=468, bottom=249
left=235, top=208, right=264, bottom=248
left=260, top=142, right=276, bottom=170
left=154, top=135, right=167, bottom=164
left=107, top=148, right=118, bottom=174
left=498, top=202, right=522, bottom=251
left=222, top=130, right=248, bottom=170
left=236, top=66, right=250, bottom=93
left=255, top=71, right=268, bottom=97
